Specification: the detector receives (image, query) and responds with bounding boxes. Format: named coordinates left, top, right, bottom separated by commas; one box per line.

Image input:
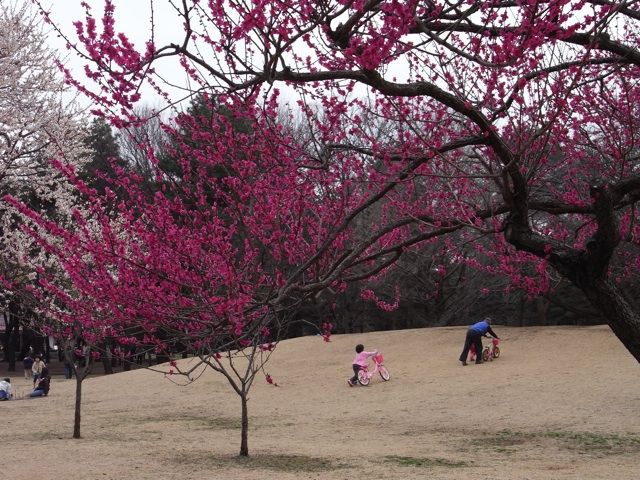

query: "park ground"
left=4, top=325, right=640, bottom=480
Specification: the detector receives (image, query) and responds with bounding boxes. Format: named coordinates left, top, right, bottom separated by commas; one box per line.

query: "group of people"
left=11, top=321, right=501, bottom=397
left=0, top=352, right=52, bottom=401
left=24, top=352, right=51, bottom=397
left=0, top=373, right=50, bottom=401
left=347, top=317, right=500, bottom=385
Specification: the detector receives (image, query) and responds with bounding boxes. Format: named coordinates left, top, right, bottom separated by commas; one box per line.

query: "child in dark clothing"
left=23, top=354, right=34, bottom=380
left=30, top=367, right=50, bottom=397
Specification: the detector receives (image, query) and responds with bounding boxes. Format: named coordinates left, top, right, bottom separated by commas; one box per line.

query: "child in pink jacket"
left=347, top=344, right=377, bottom=387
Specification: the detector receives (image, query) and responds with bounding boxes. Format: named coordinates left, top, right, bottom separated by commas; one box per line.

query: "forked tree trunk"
left=239, top=391, right=249, bottom=456
left=73, top=375, right=83, bottom=438
left=505, top=182, right=640, bottom=363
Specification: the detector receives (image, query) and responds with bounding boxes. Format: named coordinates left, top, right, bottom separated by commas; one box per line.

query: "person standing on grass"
left=31, top=355, right=45, bottom=386
left=23, top=353, right=34, bottom=380
left=459, top=317, right=500, bottom=366
left=63, top=356, right=73, bottom=379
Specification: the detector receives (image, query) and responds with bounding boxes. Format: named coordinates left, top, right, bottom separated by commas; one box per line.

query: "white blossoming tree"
left=0, top=1, right=86, bottom=371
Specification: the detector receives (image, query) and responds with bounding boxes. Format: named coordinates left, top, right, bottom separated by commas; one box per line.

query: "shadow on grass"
left=384, top=455, right=468, bottom=468
left=115, top=412, right=242, bottom=430
left=474, top=429, right=640, bottom=456
left=543, top=431, right=640, bottom=452
left=171, top=452, right=345, bottom=473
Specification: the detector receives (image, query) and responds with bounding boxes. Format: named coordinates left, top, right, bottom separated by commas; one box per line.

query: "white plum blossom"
left=0, top=1, right=87, bottom=285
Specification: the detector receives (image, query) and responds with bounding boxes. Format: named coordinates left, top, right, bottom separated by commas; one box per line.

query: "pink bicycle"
left=357, top=353, right=391, bottom=386
left=482, top=337, right=501, bottom=361
left=468, top=337, right=501, bottom=362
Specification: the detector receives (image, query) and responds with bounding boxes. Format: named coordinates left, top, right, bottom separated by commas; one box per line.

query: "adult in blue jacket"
left=459, top=318, right=499, bottom=366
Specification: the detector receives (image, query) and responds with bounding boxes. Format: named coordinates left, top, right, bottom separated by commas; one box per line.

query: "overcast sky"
left=39, top=0, right=188, bottom=109
left=35, top=1, right=378, bottom=114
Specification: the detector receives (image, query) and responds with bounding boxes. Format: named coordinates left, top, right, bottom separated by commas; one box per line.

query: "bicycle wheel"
left=482, top=348, right=489, bottom=362
left=379, top=366, right=390, bottom=381
left=493, top=346, right=500, bottom=359
left=357, top=369, right=370, bottom=386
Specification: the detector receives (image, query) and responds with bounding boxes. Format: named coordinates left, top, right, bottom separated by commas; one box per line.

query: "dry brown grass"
left=4, top=325, right=640, bottom=479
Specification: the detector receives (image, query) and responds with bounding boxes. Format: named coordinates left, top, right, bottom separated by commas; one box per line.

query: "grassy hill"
left=5, top=325, right=640, bottom=479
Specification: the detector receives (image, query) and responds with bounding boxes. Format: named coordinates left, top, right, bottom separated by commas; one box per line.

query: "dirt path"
left=4, top=325, right=640, bottom=479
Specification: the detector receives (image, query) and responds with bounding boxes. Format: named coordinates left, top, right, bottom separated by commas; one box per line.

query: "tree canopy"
left=23, top=0, right=640, bottom=354
left=9, top=0, right=640, bottom=453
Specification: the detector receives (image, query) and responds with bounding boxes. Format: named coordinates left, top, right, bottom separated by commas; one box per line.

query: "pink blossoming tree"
left=17, top=0, right=640, bottom=453
left=6, top=91, right=344, bottom=454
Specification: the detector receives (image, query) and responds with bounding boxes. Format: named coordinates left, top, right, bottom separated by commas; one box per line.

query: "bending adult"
left=459, top=317, right=500, bottom=366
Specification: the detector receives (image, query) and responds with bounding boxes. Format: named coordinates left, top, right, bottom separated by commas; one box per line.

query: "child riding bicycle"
left=347, top=344, right=377, bottom=387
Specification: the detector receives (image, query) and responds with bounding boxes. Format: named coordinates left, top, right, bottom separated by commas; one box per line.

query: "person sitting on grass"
left=0, top=378, right=12, bottom=401
left=30, top=367, right=50, bottom=398
left=347, top=344, right=378, bottom=387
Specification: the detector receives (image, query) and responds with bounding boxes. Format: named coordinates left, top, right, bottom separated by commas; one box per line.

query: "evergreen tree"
left=81, top=118, right=125, bottom=194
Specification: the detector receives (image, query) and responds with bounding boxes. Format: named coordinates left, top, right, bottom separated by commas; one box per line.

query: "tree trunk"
left=73, top=376, right=83, bottom=438
left=536, top=297, right=549, bottom=324
left=504, top=182, right=640, bottom=362
left=2, top=312, right=17, bottom=371
left=582, top=280, right=640, bottom=362
left=101, top=345, right=113, bottom=375
left=44, top=335, right=51, bottom=364
left=6, top=343, right=16, bottom=371
left=101, top=356, right=113, bottom=374
left=239, top=391, right=249, bottom=456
